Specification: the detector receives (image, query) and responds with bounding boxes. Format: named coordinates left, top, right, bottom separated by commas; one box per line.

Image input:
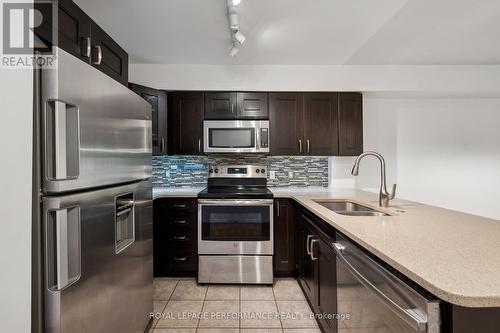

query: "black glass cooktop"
left=197, top=186, right=274, bottom=199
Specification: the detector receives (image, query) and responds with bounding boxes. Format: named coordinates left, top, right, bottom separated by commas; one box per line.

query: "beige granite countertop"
left=154, top=186, right=500, bottom=307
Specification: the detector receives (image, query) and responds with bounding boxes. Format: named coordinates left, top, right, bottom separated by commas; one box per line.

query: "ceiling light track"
left=226, top=0, right=245, bottom=57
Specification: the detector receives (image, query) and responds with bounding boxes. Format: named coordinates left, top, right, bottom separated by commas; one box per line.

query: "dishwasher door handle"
left=333, top=242, right=428, bottom=332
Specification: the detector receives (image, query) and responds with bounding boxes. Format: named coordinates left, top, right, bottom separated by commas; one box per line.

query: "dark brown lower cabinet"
left=297, top=210, right=337, bottom=333
left=153, top=198, right=198, bottom=277
left=273, top=199, right=295, bottom=276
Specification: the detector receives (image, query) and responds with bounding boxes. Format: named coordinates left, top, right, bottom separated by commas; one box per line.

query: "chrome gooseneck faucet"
left=351, top=151, right=396, bottom=208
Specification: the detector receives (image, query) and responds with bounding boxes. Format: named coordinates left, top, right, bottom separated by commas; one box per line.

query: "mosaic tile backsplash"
left=153, top=155, right=329, bottom=188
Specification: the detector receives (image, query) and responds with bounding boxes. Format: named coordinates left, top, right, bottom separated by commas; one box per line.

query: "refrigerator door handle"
left=46, top=206, right=81, bottom=291
left=45, top=100, right=80, bottom=181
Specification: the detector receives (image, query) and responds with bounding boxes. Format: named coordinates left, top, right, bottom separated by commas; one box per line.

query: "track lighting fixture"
left=229, top=44, right=240, bottom=57
left=234, top=30, right=246, bottom=45
left=226, top=0, right=245, bottom=56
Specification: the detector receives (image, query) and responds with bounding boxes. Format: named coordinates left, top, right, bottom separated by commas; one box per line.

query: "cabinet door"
left=90, top=22, right=129, bottom=86
left=338, top=92, right=363, bottom=156
left=129, top=83, right=167, bottom=155
left=318, top=239, right=338, bottom=333
left=297, top=215, right=318, bottom=307
left=56, top=0, right=92, bottom=62
left=304, top=93, right=339, bottom=156
left=269, top=93, right=304, bottom=155
left=170, top=92, right=204, bottom=155
left=237, top=92, right=269, bottom=119
left=273, top=199, right=295, bottom=276
left=204, top=92, right=237, bottom=119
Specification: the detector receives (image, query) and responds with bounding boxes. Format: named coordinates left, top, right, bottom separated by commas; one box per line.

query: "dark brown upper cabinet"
left=269, top=93, right=304, bottom=155
left=169, top=92, right=204, bottom=155
left=90, top=23, right=128, bottom=86
left=237, top=92, right=269, bottom=119
left=204, top=92, right=237, bottom=119
left=303, top=92, right=339, bottom=156
left=34, top=0, right=128, bottom=86
left=205, top=92, right=268, bottom=119
left=57, top=0, right=92, bottom=62
left=129, top=83, right=167, bottom=156
left=338, top=92, right=363, bottom=156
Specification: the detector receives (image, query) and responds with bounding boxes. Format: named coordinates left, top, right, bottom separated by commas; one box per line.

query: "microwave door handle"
left=256, top=127, right=261, bottom=150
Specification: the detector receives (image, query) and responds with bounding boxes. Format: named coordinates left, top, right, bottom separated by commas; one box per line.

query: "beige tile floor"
left=150, top=278, right=320, bottom=333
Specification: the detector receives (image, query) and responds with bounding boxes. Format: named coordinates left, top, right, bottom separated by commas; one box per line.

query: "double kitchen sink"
left=313, top=200, right=390, bottom=216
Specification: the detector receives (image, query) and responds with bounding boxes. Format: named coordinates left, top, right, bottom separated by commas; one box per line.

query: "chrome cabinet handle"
left=276, top=200, right=280, bottom=217
left=172, top=204, right=187, bottom=208
left=299, top=139, right=303, bottom=153
left=173, top=257, right=188, bottom=262
left=81, top=37, right=91, bottom=58
left=160, top=138, right=165, bottom=152
left=306, top=234, right=314, bottom=255
left=310, top=239, right=319, bottom=260
left=307, top=139, right=310, bottom=154
left=198, top=139, right=201, bottom=153
left=332, top=242, right=428, bottom=332
left=171, top=220, right=187, bottom=225
left=92, top=45, right=102, bottom=65
left=173, top=235, right=187, bottom=240
left=231, top=103, right=235, bottom=114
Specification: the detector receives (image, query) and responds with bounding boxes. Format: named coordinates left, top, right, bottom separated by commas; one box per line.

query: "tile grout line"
left=272, top=280, right=285, bottom=333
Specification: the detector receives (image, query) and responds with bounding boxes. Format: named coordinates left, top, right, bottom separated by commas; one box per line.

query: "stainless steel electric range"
left=198, top=164, right=274, bottom=284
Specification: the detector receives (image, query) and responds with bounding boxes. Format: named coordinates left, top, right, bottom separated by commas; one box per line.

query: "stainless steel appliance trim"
left=333, top=240, right=430, bottom=332
left=207, top=164, right=267, bottom=178
left=198, top=255, right=273, bottom=284
left=198, top=199, right=273, bottom=205
left=198, top=200, right=274, bottom=255
left=203, top=120, right=270, bottom=153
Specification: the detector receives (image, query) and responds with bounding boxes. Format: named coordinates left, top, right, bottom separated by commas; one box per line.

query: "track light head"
left=234, top=30, right=246, bottom=45
left=227, top=0, right=241, bottom=7
left=228, top=12, right=239, bottom=31
left=229, top=44, right=240, bottom=57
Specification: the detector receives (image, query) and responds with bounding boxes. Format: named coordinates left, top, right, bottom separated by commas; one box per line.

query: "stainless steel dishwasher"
left=333, top=234, right=441, bottom=333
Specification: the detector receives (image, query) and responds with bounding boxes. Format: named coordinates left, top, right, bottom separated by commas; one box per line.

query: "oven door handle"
left=198, top=199, right=274, bottom=205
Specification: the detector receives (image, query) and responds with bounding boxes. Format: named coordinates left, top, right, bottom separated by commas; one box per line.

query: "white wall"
left=130, top=64, right=500, bottom=96
left=0, top=68, right=33, bottom=332
left=359, top=96, right=500, bottom=220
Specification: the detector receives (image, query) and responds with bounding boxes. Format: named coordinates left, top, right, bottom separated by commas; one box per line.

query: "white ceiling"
left=75, top=0, right=500, bottom=65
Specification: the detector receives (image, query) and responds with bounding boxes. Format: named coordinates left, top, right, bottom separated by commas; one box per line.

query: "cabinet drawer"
left=166, top=215, right=197, bottom=229
left=165, top=199, right=197, bottom=212
left=163, top=249, right=198, bottom=274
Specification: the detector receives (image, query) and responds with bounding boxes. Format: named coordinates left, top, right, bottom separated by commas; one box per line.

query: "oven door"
left=203, top=120, right=269, bottom=153
left=198, top=199, right=273, bottom=255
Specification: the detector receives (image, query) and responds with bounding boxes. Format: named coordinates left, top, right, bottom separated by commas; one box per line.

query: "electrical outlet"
left=269, top=171, right=276, bottom=179
left=288, top=171, right=294, bottom=178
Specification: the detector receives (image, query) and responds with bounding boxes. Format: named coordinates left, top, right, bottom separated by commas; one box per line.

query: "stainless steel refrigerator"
left=33, top=47, right=153, bottom=333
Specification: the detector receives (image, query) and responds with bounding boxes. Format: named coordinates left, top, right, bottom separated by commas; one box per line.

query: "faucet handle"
left=389, top=184, right=397, bottom=199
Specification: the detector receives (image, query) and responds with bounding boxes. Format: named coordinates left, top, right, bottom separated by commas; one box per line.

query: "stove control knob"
left=209, top=168, right=214, bottom=173
left=256, top=169, right=260, bottom=173
left=261, top=169, right=266, bottom=173
left=214, top=168, right=219, bottom=174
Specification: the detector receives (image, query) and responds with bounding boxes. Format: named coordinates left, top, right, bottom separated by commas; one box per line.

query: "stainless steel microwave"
left=203, top=120, right=270, bottom=153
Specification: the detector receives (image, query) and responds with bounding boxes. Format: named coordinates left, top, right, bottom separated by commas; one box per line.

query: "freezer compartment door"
left=41, top=47, right=152, bottom=194
left=43, top=180, right=153, bottom=333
